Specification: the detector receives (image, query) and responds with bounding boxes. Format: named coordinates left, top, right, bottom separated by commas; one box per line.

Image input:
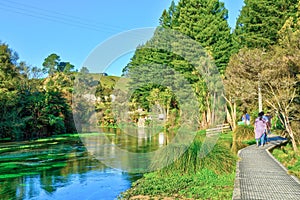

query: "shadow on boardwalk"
left=232, top=134, right=300, bottom=200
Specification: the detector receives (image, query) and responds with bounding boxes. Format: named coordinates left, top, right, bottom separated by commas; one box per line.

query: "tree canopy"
left=233, top=0, right=298, bottom=49
left=0, top=43, right=76, bottom=141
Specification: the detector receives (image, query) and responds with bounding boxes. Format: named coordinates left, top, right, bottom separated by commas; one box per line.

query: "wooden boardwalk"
left=232, top=135, right=300, bottom=200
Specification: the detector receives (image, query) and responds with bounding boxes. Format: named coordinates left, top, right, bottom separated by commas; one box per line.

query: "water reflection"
left=0, top=128, right=173, bottom=200
left=159, top=132, right=165, bottom=147
left=80, top=127, right=175, bottom=173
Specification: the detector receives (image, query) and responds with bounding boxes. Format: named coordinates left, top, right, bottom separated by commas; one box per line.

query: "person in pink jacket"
left=254, top=112, right=267, bottom=147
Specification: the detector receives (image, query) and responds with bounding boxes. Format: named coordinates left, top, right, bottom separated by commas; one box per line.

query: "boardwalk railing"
left=206, top=123, right=231, bottom=135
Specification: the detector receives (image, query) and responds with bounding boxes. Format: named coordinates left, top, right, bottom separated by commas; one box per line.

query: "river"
left=0, top=128, right=171, bottom=200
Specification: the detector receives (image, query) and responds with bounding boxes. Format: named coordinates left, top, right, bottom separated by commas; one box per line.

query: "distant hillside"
left=89, top=73, right=130, bottom=91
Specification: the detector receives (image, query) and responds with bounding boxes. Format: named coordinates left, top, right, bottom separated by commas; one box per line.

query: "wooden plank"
left=206, top=123, right=231, bottom=134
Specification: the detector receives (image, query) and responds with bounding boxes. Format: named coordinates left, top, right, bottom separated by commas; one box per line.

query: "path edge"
left=232, top=148, right=241, bottom=200
left=232, top=145, right=253, bottom=200
left=232, top=145, right=252, bottom=200
left=266, top=140, right=300, bottom=185
left=232, top=138, right=300, bottom=200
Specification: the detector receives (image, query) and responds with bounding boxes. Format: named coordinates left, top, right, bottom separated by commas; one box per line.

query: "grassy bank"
left=120, top=132, right=237, bottom=199
left=121, top=168, right=235, bottom=199
left=272, top=143, right=300, bottom=179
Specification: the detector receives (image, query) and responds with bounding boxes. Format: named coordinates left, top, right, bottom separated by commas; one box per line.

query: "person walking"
left=261, top=112, right=271, bottom=144
left=254, top=112, right=267, bottom=147
left=265, top=112, right=272, bottom=134
left=241, top=111, right=250, bottom=125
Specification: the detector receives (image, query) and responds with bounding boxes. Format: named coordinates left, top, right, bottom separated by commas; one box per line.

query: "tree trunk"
left=166, top=106, right=170, bottom=121
left=287, top=125, right=298, bottom=153
left=226, top=105, right=236, bottom=131
left=206, top=95, right=211, bottom=127
left=283, top=113, right=298, bottom=152
left=258, top=85, right=263, bottom=112
left=233, top=102, right=237, bottom=130
left=223, top=95, right=236, bottom=131
left=211, top=92, right=216, bottom=125
left=201, top=112, right=208, bottom=129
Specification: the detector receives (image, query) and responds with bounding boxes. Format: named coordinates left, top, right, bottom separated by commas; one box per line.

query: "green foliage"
left=150, top=135, right=236, bottom=175
left=120, top=135, right=236, bottom=199
left=272, top=143, right=300, bottom=178
left=159, top=0, right=178, bottom=28
left=0, top=43, right=77, bottom=141
left=242, top=139, right=256, bottom=146
left=125, top=0, right=233, bottom=74
left=0, top=91, right=24, bottom=140
left=174, top=0, right=233, bottom=73
left=233, top=0, right=298, bottom=49
left=42, top=53, right=75, bottom=75
left=42, top=53, right=60, bottom=75
left=0, top=43, right=21, bottom=92
left=122, top=0, right=232, bottom=131
left=234, top=125, right=254, bottom=142
left=120, top=169, right=235, bottom=199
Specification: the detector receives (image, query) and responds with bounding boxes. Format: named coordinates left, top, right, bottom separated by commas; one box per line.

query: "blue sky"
left=0, top=0, right=244, bottom=76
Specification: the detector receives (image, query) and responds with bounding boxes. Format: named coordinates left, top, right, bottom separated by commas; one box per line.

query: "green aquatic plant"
left=0, top=174, right=23, bottom=179
left=0, top=134, right=88, bottom=181
left=51, top=163, right=67, bottom=168
left=0, top=162, right=20, bottom=169
left=36, top=137, right=65, bottom=142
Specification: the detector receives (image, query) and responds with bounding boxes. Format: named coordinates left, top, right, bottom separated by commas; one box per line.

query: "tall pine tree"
left=122, top=0, right=232, bottom=127
left=233, top=0, right=298, bottom=49
left=124, top=0, right=232, bottom=75
left=172, top=0, right=232, bottom=73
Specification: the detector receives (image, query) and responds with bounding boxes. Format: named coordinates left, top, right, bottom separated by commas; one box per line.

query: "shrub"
left=234, top=125, right=254, bottom=141
left=150, top=134, right=236, bottom=175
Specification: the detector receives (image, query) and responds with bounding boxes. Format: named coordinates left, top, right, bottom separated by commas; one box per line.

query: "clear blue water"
left=0, top=128, right=168, bottom=200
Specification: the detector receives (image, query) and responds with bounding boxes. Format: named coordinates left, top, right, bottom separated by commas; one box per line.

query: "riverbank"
left=119, top=132, right=237, bottom=199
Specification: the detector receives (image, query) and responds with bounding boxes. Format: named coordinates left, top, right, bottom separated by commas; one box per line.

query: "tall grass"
left=231, top=125, right=254, bottom=153
left=120, top=133, right=237, bottom=199
left=234, top=125, right=254, bottom=141
left=150, top=134, right=236, bottom=175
